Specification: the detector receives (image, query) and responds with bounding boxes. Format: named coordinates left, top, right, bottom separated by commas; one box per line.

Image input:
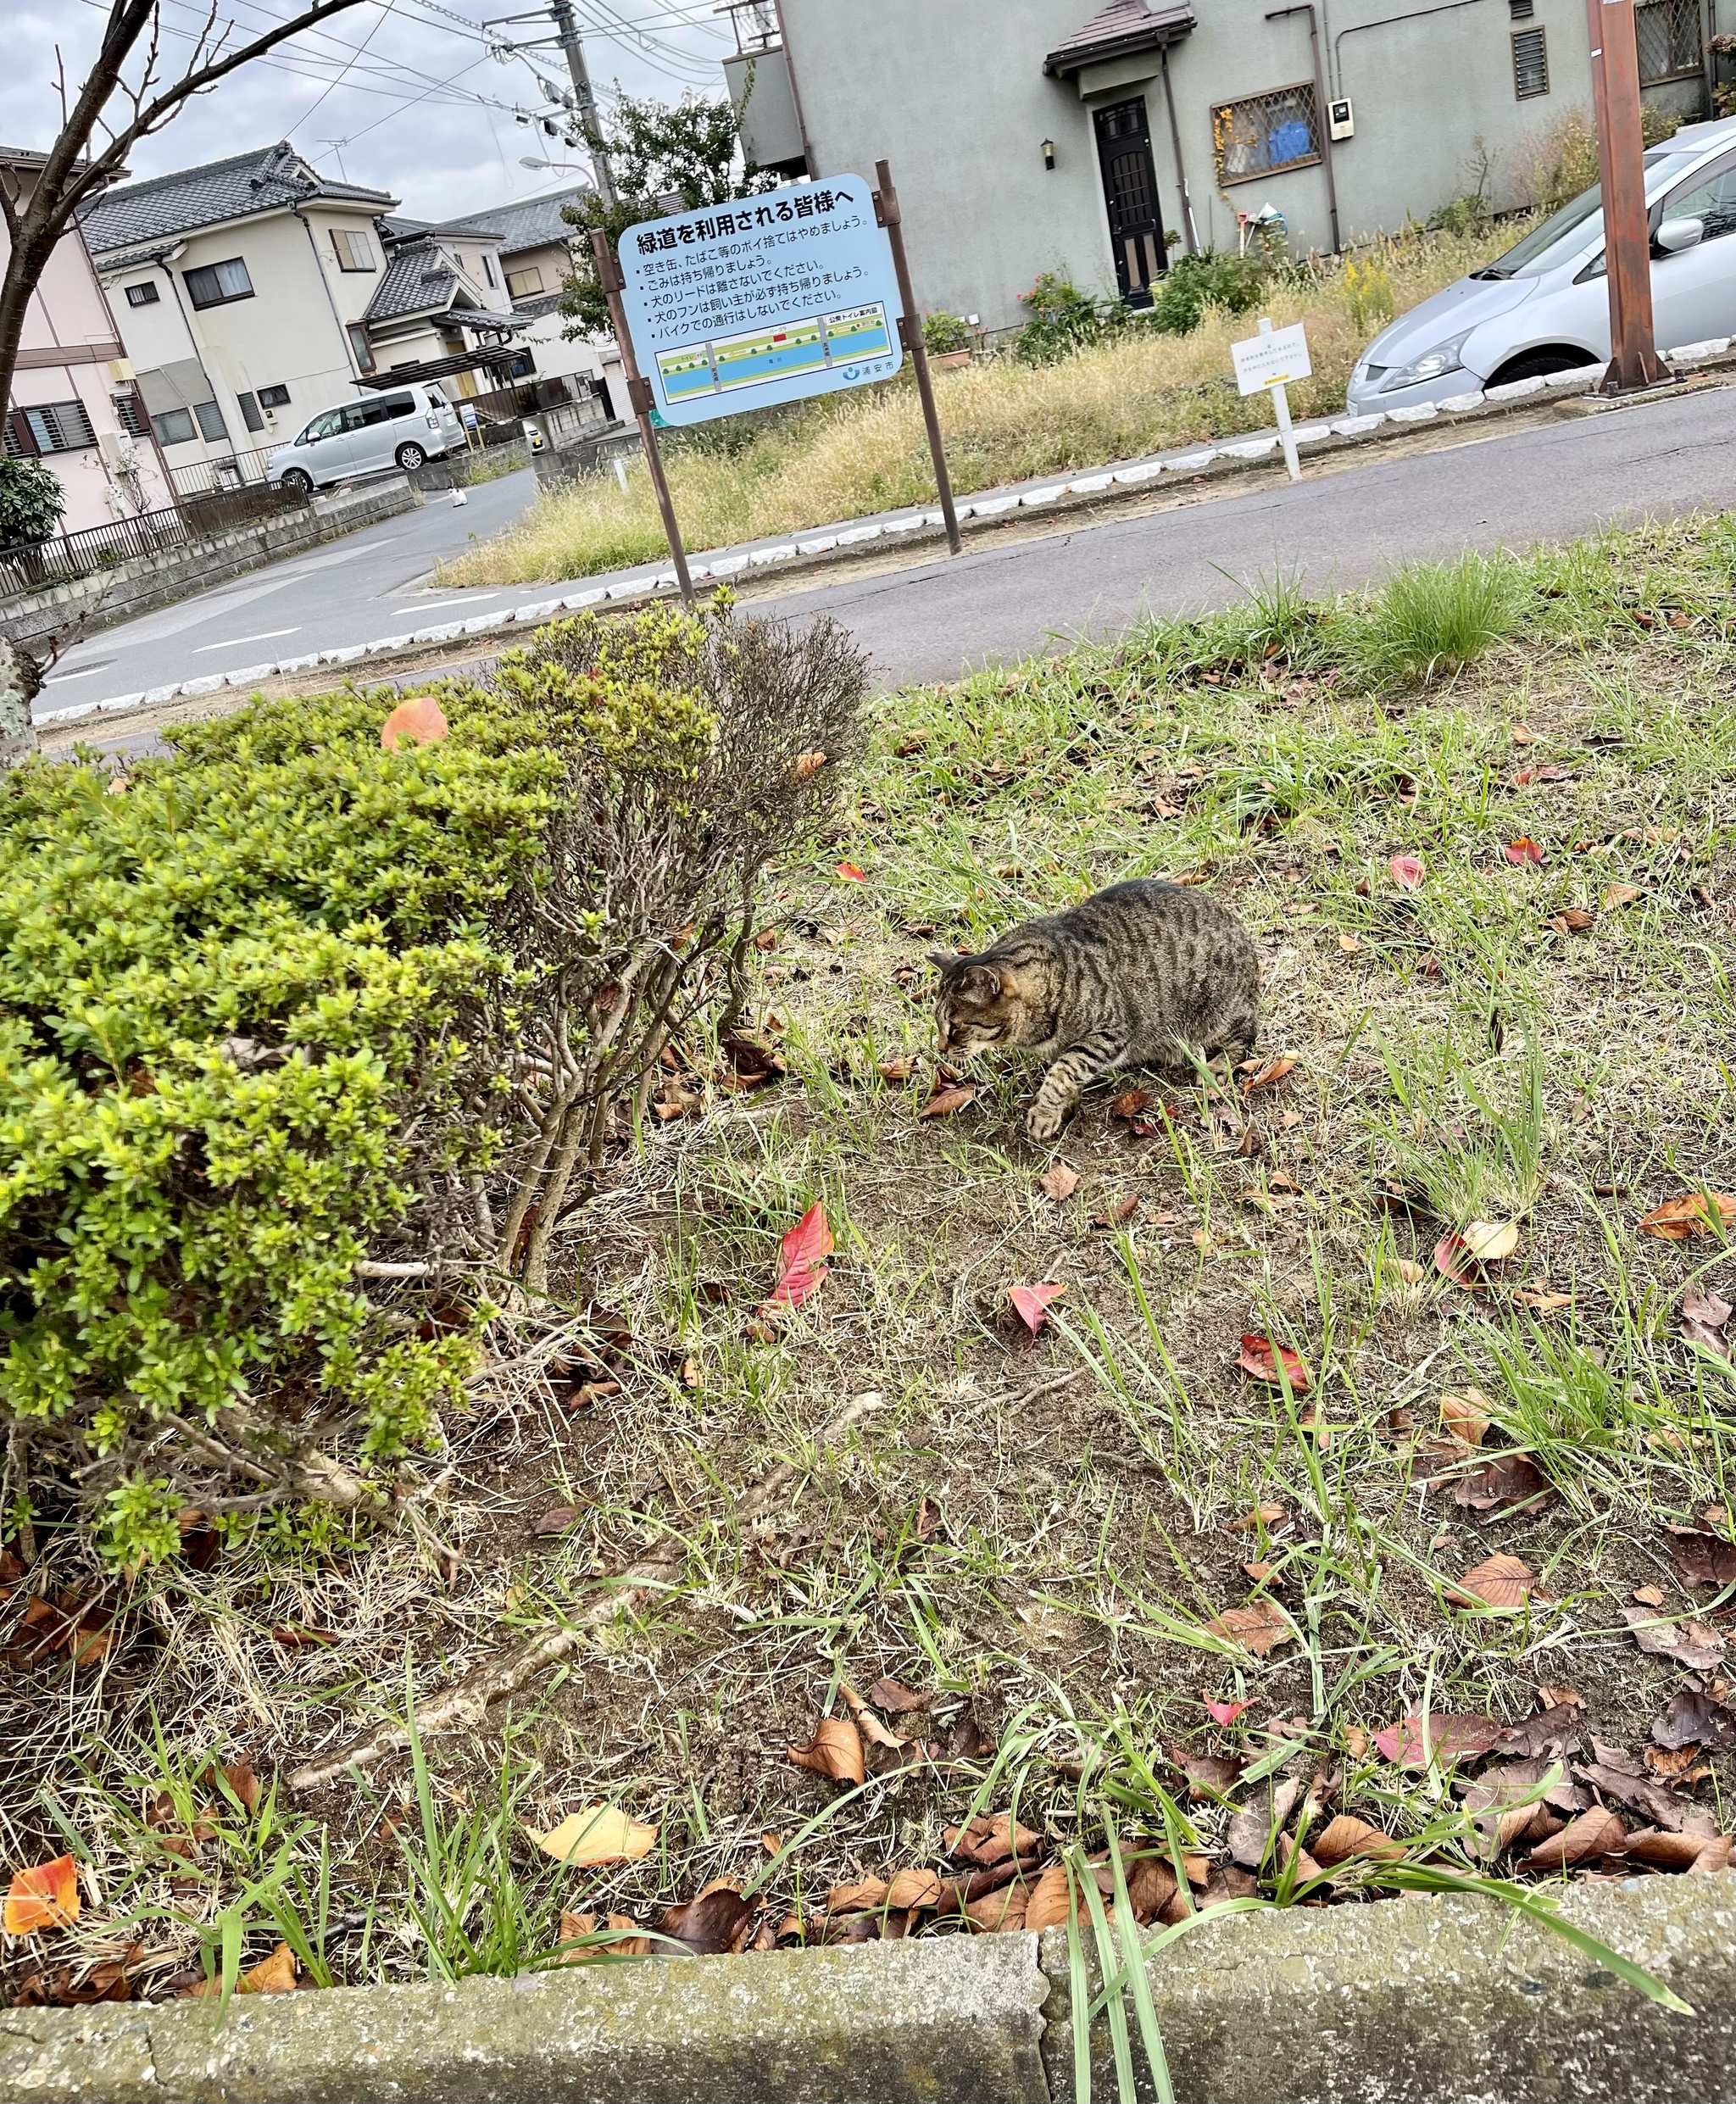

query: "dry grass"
left=437, top=223, right=1525, bottom=587
left=5, top=517, right=1735, bottom=2011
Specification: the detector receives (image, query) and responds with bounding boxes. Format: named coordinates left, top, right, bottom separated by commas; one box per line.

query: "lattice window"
left=1512, top=26, right=1550, bottom=97
left=1636, top=0, right=1702, bottom=84
left=1212, top=84, right=1321, bottom=187
left=14, top=400, right=98, bottom=454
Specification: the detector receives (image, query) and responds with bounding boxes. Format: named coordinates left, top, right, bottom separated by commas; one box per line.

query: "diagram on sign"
left=656, top=303, right=897, bottom=404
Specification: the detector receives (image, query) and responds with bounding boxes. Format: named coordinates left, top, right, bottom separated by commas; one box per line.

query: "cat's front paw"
left=1025, top=1100, right=1066, bottom=1142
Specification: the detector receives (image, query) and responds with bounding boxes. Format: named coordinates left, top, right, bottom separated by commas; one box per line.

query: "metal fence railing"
left=166, top=443, right=285, bottom=501
left=0, top=483, right=311, bottom=600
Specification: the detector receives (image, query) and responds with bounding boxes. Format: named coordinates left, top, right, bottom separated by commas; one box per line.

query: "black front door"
left=1094, top=97, right=1166, bottom=306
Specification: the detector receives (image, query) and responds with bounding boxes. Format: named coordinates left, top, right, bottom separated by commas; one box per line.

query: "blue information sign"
left=616, top=175, right=904, bottom=428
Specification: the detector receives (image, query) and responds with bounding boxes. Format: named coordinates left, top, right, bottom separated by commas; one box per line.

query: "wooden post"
left=1586, top=0, right=1668, bottom=393
left=872, top=160, right=962, bottom=557
left=589, top=227, right=695, bottom=605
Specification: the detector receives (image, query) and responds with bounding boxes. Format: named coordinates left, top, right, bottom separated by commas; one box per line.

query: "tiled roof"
left=1042, top=0, right=1196, bottom=75
left=363, top=235, right=518, bottom=330
left=80, top=142, right=395, bottom=254
left=437, top=185, right=587, bottom=256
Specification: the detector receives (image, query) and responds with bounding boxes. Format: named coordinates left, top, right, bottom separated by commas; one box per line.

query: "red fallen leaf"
left=835, top=860, right=868, bottom=882
left=1110, top=1086, right=1153, bottom=1119
left=4, top=1854, right=81, bottom=1934
left=1205, top=1697, right=1253, bottom=1727
left=1372, top=1713, right=1503, bottom=1769
left=1009, top=1282, right=1065, bottom=1334
left=1503, top=838, right=1544, bottom=866
left=1389, top=854, right=1425, bottom=891
left=380, top=694, right=448, bottom=750
left=760, top=1203, right=833, bottom=1316
left=1236, top=1334, right=1311, bottom=1394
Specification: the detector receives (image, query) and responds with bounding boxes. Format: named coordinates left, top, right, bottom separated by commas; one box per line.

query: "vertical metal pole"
left=1586, top=0, right=1666, bottom=392
left=872, top=160, right=962, bottom=557
left=590, top=228, right=694, bottom=605
left=1265, top=6, right=1339, bottom=253
left=1159, top=45, right=1199, bottom=255
left=551, top=0, right=616, bottom=208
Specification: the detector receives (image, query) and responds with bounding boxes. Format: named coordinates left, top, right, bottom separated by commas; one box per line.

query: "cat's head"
left=930, top=952, right=1029, bottom=1053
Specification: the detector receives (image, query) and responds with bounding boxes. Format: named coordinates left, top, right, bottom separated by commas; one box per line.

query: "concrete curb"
left=2, top=1879, right=1729, bottom=2103
left=35, top=340, right=1736, bottom=738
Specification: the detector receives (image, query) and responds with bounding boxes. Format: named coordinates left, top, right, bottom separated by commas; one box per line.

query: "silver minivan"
left=1347, top=114, right=1736, bottom=415
left=268, top=382, right=466, bottom=490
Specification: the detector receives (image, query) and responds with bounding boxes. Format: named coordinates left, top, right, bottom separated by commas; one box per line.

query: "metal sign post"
left=1585, top=0, right=1667, bottom=393
left=872, top=161, right=962, bottom=556
left=590, top=226, right=695, bottom=607
left=1229, top=316, right=1310, bottom=481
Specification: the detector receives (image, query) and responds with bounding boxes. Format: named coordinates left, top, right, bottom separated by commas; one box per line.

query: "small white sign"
left=1231, top=321, right=1312, bottom=395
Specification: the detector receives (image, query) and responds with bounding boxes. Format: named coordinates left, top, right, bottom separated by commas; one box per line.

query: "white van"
left=267, top=382, right=466, bottom=490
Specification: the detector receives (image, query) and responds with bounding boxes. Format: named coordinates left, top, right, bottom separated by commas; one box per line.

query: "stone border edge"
left=0, top=1876, right=1729, bottom=2104
left=34, top=342, right=1736, bottom=738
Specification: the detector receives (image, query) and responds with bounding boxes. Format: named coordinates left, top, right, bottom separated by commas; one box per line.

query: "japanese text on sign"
left=1229, top=321, right=1311, bottom=395
left=617, top=175, right=904, bottom=426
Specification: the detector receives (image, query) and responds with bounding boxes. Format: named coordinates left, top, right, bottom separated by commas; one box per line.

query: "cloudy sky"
left=4, top=0, right=737, bottom=222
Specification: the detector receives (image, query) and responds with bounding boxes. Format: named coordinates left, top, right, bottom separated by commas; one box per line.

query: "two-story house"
left=3, top=146, right=173, bottom=536
left=79, top=144, right=403, bottom=493
left=364, top=214, right=524, bottom=390
left=742, top=0, right=1717, bottom=331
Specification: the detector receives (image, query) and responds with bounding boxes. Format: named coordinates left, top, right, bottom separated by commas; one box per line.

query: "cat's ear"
left=958, top=964, right=1002, bottom=1001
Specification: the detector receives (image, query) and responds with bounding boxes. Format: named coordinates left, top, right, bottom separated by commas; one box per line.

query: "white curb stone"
left=834, top=524, right=883, bottom=545
left=798, top=534, right=840, bottom=554
left=1113, top=462, right=1164, bottom=485
left=1066, top=472, right=1114, bottom=492
left=177, top=672, right=227, bottom=697
left=1019, top=486, right=1067, bottom=507
left=366, top=634, right=415, bottom=654
left=320, top=644, right=368, bottom=665
left=1486, top=374, right=1547, bottom=399
left=1388, top=404, right=1438, bottom=423
left=410, top=621, right=466, bottom=644
left=1438, top=390, right=1485, bottom=411
left=1165, top=450, right=1217, bottom=470
left=223, top=663, right=280, bottom=686
left=1332, top=413, right=1386, bottom=434
left=750, top=543, right=800, bottom=565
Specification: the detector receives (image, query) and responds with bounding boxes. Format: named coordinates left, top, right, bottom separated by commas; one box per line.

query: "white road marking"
left=390, top=595, right=504, bottom=612
left=44, top=665, right=113, bottom=683
left=193, top=627, right=301, bottom=654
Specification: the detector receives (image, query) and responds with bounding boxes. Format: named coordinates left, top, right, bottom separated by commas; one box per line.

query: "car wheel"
left=395, top=442, right=428, bottom=472
left=279, top=467, right=314, bottom=493
left=1485, top=346, right=1594, bottom=387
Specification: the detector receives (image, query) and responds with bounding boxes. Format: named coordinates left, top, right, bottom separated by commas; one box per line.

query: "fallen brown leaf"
left=1523, top=1807, right=1626, bottom=1872
left=1205, top=1599, right=1295, bottom=1657
left=1037, top=1163, right=1081, bottom=1202
left=1309, top=1816, right=1405, bottom=1867
left=1653, top=1689, right=1736, bottom=1756
left=945, top=1812, right=1042, bottom=1867
left=877, top=1056, right=914, bottom=1083
left=1453, top=1452, right=1553, bottom=1518
left=1229, top=1503, right=1287, bottom=1533
left=1678, top=1284, right=1733, bottom=1361
left=559, top=1910, right=648, bottom=1959
left=788, top=1717, right=866, bottom=1786
left=1440, top=1389, right=1492, bottom=1447
left=867, top=1676, right=927, bottom=1714
left=884, top=1868, right=949, bottom=1912
left=1239, top=1056, right=1297, bottom=1094
left=840, top=1684, right=907, bottom=1751
left=1447, top=1553, right=1537, bottom=1611
left=826, top=1875, right=888, bottom=1915
left=1621, top=1605, right=1726, bottom=1672
left=964, top=1886, right=1029, bottom=1932
left=663, top=1883, right=753, bottom=1956
left=3, top=1855, right=81, bottom=1935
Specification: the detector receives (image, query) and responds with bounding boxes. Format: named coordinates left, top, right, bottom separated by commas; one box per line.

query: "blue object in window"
left=1268, top=119, right=1314, bottom=164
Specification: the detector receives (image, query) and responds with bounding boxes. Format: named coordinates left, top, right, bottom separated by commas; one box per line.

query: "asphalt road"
left=35, top=468, right=539, bottom=715
left=34, top=384, right=1736, bottom=713
left=760, top=387, right=1736, bottom=687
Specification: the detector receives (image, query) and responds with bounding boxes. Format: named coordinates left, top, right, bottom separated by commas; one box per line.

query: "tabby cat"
left=931, top=878, right=1259, bottom=1140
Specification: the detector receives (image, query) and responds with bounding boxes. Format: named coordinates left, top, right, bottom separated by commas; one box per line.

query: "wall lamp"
left=1042, top=138, right=1056, bottom=170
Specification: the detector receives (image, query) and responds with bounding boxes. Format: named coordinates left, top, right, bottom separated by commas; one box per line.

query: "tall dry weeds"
left=439, top=223, right=1529, bottom=587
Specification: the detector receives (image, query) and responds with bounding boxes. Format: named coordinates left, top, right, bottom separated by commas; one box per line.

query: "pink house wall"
left=3, top=164, right=173, bottom=535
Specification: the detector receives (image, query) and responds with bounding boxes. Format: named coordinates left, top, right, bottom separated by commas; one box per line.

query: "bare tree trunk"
left=0, top=634, right=39, bottom=770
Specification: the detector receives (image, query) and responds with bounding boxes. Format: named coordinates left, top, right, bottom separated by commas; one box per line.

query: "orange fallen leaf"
left=1009, top=1282, right=1065, bottom=1334
left=1337, top=933, right=1362, bottom=953
left=1514, top=1287, right=1572, bottom=1312
left=877, top=1057, right=914, bottom=1083
left=1206, top=1599, right=1295, bottom=1656
left=835, top=860, right=868, bottom=882
left=1601, top=882, right=1640, bottom=909
left=1504, top=838, right=1544, bottom=866
left=531, top=1806, right=659, bottom=1867
left=242, top=1942, right=298, bottom=1995
left=1447, top=1553, right=1537, bottom=1611
left=826, top=1874, right=889, bottom=1915
left=884, top=1867, right=949, bottom=1911
left=380, top=694, right=448, bottom=750
left=3, top=1855, right=80, bottom=1935
left=788, top=1717, right=865, bottom=1786
left=1037, top=1163, right=1081, bottom=1202
left=1638, top=1192, right=1736, bottom=1241
left=840, top=1683, right=907, bottom=1751
left=1229, top=1502, right=1286, bottom=1532
left=793, top=750, right=829, bottom=781
left=559, top=1910, right=649, bottom=1959
left=1236, top=1334, right=1310, bottom=1393
left=1510, top=723, right=1538, bottom=744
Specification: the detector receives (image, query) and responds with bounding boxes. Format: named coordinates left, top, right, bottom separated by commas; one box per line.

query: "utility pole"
left=1585, top=0, right=1666, bottom=392
left=549, top=0, right=616, bottom=207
